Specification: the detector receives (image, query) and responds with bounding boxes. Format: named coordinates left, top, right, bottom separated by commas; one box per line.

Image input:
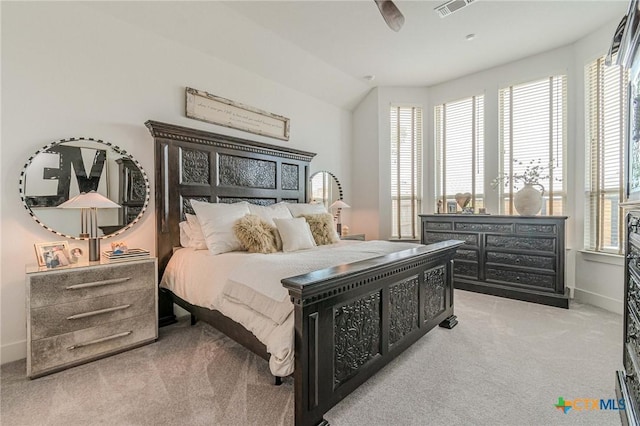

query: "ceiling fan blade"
left=374, top=0, right=405, bottom=32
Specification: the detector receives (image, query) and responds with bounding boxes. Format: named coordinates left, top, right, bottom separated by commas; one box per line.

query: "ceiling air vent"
left=435, top=0, right=477, bottom=18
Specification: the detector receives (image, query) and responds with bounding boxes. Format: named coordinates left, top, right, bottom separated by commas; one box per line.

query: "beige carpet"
left=1, top=290, right=624, bottom=425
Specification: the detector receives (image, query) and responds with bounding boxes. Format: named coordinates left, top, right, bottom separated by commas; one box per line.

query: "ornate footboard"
left=282, top=240, right=463, bottom=426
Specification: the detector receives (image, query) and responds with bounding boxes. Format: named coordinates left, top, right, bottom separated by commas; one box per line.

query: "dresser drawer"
left=454, top=261, right=478, bottom=279
left=29, top=261, right=155, bottom=308
left=485, top=267, right=555, bottom=290
left=486, top=235, right=555, bottom=253
left=30, top=288, right=155, bottom=340
left=423, top=232, right=478, bottom=246
left=455, top=222, right=513, bottom=233
left=486, top=251, right=555, bottom=271
left=29, top=313, right=156, bottom=378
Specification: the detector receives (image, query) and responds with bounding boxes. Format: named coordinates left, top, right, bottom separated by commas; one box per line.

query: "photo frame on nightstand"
left=34, top=241, right=70, bottom=268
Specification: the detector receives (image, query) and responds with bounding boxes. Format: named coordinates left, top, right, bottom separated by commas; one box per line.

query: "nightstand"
left=25, top=257, right=158, bottom=378
left=341, top=234, right=365, bottom=241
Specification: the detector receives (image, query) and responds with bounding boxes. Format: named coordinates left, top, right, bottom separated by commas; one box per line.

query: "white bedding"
left=160, top=240, right=420, bottom=376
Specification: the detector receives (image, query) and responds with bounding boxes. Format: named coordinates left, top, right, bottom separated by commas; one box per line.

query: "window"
left=390, top=105, right=422, bottom=239
left=498, top=75, right=567, bottom=215
left=585, top=56, right=628, bottom=253
left=435, top=95, right=484, bottom=212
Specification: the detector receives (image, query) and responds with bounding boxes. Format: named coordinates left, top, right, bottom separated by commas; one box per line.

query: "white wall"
left=351, top=87, right=429, bottom=240
left=352, top=18, right=624, bottom=313
left=1, top=2, right=352, bottom=363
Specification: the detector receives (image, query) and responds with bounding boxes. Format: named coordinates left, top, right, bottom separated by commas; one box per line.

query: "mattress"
left=160, top=240, right=420, bottom=376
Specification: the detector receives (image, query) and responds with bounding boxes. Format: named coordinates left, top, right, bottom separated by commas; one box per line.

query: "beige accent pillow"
left=273, top=217, right=316, bottom=252
left=284, top=202, right=328, bottom=217
left=300, top=213, right=340, bottom=245
left=233, top=214, right=278, bottom=254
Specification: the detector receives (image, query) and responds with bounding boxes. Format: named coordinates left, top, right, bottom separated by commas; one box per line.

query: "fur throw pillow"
left=233, top=214, right=278, bottom=254
left=300, top=213, right=339, bottom=246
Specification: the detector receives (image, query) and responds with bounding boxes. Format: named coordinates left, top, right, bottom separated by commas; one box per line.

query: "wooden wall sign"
left=185, top=87, right=290, bottom=141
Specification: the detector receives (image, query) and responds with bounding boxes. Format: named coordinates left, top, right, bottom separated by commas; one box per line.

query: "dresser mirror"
left=19, top=137, right=150, bottom=239
left=309, top=171, right=343, bottom=209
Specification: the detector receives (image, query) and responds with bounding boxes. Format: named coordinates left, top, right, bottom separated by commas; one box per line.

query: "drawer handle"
left=65, top=277, right=131, bottom=290
left=67, top=331, right=132, bottom=350
left=66, top=304, right=131, bottom=320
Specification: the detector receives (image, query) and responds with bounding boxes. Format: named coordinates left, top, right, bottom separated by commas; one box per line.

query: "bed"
left=145, top=120, right=462, bottom=426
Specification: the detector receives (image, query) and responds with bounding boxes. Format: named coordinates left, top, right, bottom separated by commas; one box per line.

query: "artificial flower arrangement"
left=491, top=158, right=553, bottom=191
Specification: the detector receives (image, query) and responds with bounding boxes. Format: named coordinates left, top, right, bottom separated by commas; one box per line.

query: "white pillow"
left=284, top=202, right=328, bottom=217
left=179, top=221, right=192, bottom=248
left=248, top=203, right=293, bottom=226
left=190, top=200, right=251, bottom=255
left=185, top=213, right=207, bottom=250
left=273, top=217, right=316, bottom=252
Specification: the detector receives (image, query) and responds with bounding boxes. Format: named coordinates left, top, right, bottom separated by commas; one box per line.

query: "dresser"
left=617, top=210, right=640, bottom=424
left=25, top=257, right=158, bottom=378
left=420, top=214, right=569, bottom=308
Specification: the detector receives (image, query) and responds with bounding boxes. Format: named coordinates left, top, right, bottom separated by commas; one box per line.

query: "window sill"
left=578, top=249, right=624, bottom=266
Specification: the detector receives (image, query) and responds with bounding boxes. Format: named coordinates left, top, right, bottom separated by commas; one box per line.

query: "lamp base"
left=336, top=223, right=342, bottom=236
left=88, top=238, right=100, bottom=261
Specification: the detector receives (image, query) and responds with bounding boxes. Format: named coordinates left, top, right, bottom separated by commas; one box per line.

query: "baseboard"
left=1, top=340, right=26, bottom=365
left=573, top=288, right=623, bottom=315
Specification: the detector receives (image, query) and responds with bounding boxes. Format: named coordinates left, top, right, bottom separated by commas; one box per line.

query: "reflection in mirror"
left=19, top=137, right=150, bottom=240
left=309, top=171, right=343, bottom=210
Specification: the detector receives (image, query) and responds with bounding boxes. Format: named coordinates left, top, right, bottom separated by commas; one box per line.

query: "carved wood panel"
left=454, top=261, right=478, bottom=279
left=423, top=232, right=478, bottom=246
left=334, top=292, right=381, bottom=386
left=388, top=276, right=419, bottom=346
left=515, top=224, right=556, bottom=234
left=485, top=268, right=554, bottom=289
left=218, top=154, right=276, bottom=189
left=486, top=251, right=554, bottom=270
left=455, top=249, right=478, bottom=261
left=281, top=163, right=299, bottom=190
left=180, top=148, right=210, bottom=184
left=486, top=235, right=554, bottom=252
left=455, top=222, right=513, bottom=233
left=423, top=265, right=446, bottom=322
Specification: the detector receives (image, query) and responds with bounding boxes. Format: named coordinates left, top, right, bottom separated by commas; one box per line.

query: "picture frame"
left=34, top=241, right=71, bottom=268
left=447, top=201, right=457, bottom=213
left=628, top=51, right=640, bottom=201
left=185, top=87, right=290, bottom=141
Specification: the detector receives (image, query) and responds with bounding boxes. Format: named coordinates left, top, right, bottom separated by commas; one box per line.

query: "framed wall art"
left=185, top=87, right=290, bottom=141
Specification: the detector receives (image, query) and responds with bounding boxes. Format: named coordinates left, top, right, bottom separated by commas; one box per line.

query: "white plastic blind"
left=498, top=76, right=567, bottom=215
left=434, top=95, right=484, bottom=211
left=585, top=56, right=628, bottom=253
left=390, top=106, right=423, bottom=239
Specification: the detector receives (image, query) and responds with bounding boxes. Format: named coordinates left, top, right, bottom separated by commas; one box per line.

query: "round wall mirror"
left=19, top=137, right=150, bottom=240
left=309, top=171, right=343, bottom=209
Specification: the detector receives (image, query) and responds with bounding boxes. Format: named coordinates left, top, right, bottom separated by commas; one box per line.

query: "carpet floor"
left=1, top=290, right=624, bottom=425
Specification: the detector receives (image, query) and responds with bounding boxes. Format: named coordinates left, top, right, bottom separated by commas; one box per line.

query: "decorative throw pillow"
left=184, top=213, right=207, bottom=250
left=248, top=203, right=293, bottom=225
left=233, top=214, right=278, bottom=254
left=284, top=202, right=328, bottom=218
left=190, top=200, right=251, bottom=255
left=179, top=221, right=193, bottom=248
left=300, top=213, right=340, bottom=246
left=273, top=217, right=316, bottom=252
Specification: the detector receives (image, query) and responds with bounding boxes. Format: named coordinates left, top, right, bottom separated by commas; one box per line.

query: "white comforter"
left=160, top=240, right=420, bottom=376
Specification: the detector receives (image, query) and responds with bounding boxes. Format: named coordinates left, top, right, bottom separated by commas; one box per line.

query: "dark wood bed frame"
left=145, top=120, right=462, bottom=426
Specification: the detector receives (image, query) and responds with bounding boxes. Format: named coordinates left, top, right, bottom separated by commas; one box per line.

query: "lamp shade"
left=57, top=191, right=121, bottom=209
left=330, top=200, right=350, bottom=209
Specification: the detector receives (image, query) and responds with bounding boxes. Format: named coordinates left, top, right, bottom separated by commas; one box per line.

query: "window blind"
left=390, top=105, right=422, bottom=239
left=435, top=95, right=485, bottom=211
left=498, top=76, right=567, bottom=215
left=585, top=56, right=628, bottom=253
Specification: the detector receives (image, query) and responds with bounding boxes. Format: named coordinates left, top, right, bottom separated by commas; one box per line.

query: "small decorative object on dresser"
left=25, top=257, right=158, bottom=378
left=34, top=241, right=70, bottom=269
left=420, top=214, right=569, bottom=308
left=447, top=201, right=457, bottom=213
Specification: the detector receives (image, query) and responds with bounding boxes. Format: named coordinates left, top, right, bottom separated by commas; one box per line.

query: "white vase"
left=513, top=184, right=544, bottom=216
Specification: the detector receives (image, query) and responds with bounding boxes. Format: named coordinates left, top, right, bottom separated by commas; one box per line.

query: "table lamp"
left=329, top=199, right=350, bottom=235
left=58, top=191, right=121, bottom=261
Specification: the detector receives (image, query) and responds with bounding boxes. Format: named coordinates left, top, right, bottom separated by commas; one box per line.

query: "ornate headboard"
left=145, top=120, right=316, bottom=276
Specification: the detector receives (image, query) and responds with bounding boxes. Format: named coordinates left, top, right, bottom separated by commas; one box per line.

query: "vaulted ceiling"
left=89, top=0, right=628, bottom=109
